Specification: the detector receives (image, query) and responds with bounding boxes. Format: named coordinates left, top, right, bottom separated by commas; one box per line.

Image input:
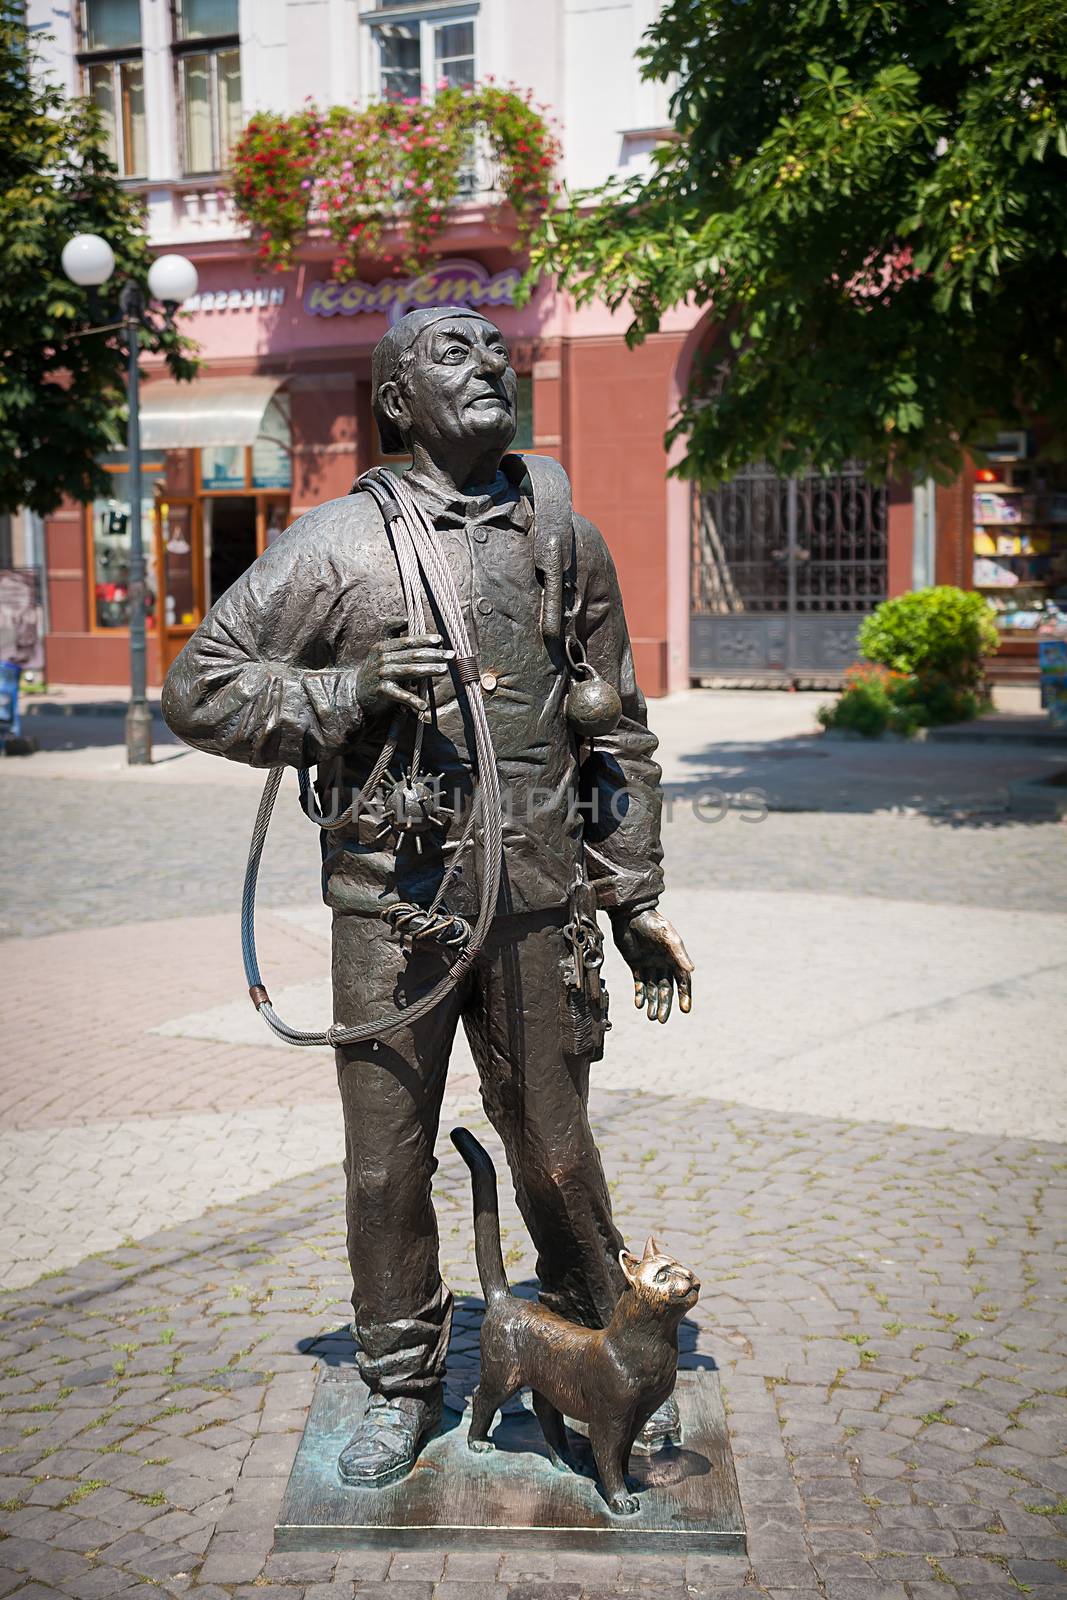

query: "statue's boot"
left=563, top=1392, right=682, bottom=1454
left=337, top=1391, right=442, bottom=1488
left=632, top=1393, right=682, bottom=1453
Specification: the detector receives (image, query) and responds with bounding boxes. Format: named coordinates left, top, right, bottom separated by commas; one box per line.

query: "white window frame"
left=363, top=2, right=478, bottom=106
left=172, top=0, right=241, bottom=177
left=78, top=1, right=147, bottom=179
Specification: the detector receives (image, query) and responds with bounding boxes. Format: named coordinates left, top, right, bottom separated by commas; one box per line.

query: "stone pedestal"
left=275, top=1367, right=745, bottom=1556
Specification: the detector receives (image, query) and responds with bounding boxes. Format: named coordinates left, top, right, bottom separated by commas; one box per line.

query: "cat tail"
left=450, top=1128, right=510, bottom=1302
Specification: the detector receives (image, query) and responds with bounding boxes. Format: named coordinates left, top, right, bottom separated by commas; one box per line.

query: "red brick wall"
left=935, top=462, right=974, bottom=590
left=560, top=333, right=686, bottom=698
left=289, top=371, right=360, bottom=516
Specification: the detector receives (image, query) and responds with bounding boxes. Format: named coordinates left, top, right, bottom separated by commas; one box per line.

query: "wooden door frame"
left=153, top=491, right=205, bottom=674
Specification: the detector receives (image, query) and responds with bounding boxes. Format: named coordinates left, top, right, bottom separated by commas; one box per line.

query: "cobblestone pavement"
left=4, top=763, right=1067, bottom=941
left=1, top=691, right=1065, bottom=1594
left=2, top=878, right=1063, bottom=1286
left=1, top=1091, right=1065, bottom=1599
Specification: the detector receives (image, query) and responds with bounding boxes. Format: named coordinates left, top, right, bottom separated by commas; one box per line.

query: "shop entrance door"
left=689, top=462, right=887, bottom=681
left=153, top=495, right=204, bottom=674
left=208, top=496, right=257, bottom=605
left=205, top=494, right=290, bottom=607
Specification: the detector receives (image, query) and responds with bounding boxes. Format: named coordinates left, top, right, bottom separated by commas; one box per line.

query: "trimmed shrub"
left=819, top=588, right=999, bottom=739
left=857, top=586, right=999, bottom=690
left=818, top=665, right=923, bottom=739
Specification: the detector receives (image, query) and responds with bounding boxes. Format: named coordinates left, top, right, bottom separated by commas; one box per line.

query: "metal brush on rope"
left=239, top=466, right=504, bottom=1048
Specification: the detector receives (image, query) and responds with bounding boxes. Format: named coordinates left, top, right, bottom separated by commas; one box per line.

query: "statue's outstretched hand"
left=612, top=909, right=694, bottom=1024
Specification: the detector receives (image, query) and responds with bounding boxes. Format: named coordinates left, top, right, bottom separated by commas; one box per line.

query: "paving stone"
left=432, top=1586, right=509, bottom=1600
left=1006, top=1558, right=1067, bottom=1585
left=333, top=1551, right=392, bottom=1580
left=747, top=1560, right=817, bottom=1588
left=64, top=1567, right=145, bottom=1599
left=233, top=1588, right=306, bottom=1600
left=263, top=1551, right=339, bottom=1582
left=197, top=1529, right=273, bottom=1583
left=497, top=1555, right=559, bottom=1581
left=442, top=1552, right=503, bottom=1580
left=3, top=752, right=1067, bottom=1600
left=348, top=1586, right=434, bottom=1600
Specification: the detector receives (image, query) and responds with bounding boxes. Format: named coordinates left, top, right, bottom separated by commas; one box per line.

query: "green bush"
left=889, top=670, right=988, bottom=728
left=818, top=654, right=990, bottom=740
left=817, top=665, right=923, bottom=739
left=857, top=587, right=999, bottom=690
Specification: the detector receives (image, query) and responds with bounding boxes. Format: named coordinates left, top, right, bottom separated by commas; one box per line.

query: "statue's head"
left=371, top=307, right=517, bottom=466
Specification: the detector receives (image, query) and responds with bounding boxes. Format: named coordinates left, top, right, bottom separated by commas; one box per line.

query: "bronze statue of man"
left=162, top=306, right=693, bottom=1488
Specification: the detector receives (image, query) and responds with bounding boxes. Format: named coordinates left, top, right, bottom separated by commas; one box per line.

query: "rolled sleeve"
left=161, top=517, right=364, bottom=769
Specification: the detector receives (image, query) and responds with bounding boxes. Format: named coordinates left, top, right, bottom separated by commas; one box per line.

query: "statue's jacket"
left=162, top=471, right=665, bottom=923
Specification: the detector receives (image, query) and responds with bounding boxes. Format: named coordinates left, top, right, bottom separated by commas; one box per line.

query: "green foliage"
left=232, top=86, right=561, bottom=278
left=0, top=6, right=196, bottom=517
left=818, top=666, right=922, bottom=738
left=820, top=587, right=998, bottom=736
left=858, top=586, right=1000, bottom=685
left=530, top=0, right=1067, bottom=484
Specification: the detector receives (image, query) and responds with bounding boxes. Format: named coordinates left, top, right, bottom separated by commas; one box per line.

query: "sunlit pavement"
left=0, top=687, right=1065, bottom=1596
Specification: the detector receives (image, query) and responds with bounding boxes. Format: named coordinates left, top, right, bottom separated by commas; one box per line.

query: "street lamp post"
left=61, top=236, right=198, bottom=765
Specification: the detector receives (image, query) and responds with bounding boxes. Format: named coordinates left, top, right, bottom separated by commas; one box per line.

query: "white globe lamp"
left=61, top=233, right=116, bottom=288
left=147, top=253, right=199, bottom=306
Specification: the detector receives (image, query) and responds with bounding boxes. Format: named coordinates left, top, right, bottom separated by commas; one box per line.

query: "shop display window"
left=79, top=0, right=146, bottom=178
left=89, top=484, right=158, bottom=631
left=972, top=451, right=1067, bottom=640
left=252, top=395, right=294, bottom=489
left=200, top=443, right=245, bottom=490
left=199, top=395, right=292, bottom=492
left=158, top=502, right=200, bottom=629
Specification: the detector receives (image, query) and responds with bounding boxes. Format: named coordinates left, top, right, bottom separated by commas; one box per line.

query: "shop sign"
left=303, top=258, right=520, bottom=326
left=183, top=286, right=287, bottom=312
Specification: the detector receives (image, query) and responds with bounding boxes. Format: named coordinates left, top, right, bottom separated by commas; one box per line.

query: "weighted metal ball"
left=566, top=672, right=623, bottom=737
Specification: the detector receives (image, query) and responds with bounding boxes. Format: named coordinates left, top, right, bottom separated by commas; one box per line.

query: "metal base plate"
left=275, top=1368, right=746, bottom=1555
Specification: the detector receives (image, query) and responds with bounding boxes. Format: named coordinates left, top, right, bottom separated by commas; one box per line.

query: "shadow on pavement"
left=663, top=730, right=1067, bottom=827
left=14, top=708, right=184, bottom=754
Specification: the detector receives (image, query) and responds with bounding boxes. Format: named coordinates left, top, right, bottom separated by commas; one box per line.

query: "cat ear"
left=643, top=1235, right=661, bottom=1260
left=619, top=1248, right=641, bottom=1286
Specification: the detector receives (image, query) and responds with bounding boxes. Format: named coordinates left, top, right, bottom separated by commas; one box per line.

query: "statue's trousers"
left=332, top=907, right=627, bottom=1399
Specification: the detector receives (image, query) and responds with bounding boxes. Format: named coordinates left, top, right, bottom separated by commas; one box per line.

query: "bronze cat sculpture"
left=451, top=1127, right=700, bottom=1516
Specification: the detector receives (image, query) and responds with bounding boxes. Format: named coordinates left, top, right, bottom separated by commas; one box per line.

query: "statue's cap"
left=371, top=306, right=492, bottom=456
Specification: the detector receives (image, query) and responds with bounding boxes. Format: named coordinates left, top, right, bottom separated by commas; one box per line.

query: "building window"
left=79, top=0, right=147, bottom=178
left=200, top=396, right=293, bottom=493
left=368, top=8, right=476, bottom=103
left=173, top=0, right=241, bottom=175
left=87, top=461, right=161, bottom=632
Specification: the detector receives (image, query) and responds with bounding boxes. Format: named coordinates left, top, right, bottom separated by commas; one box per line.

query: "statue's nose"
left=480, top=348, right=508, bottom=377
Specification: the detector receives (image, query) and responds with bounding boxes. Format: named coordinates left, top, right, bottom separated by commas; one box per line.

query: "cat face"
left=619, top=1235, right=700, bottom=1308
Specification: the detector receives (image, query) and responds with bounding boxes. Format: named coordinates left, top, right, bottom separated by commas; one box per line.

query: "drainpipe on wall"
left=912, top=475, right=937, bottom=590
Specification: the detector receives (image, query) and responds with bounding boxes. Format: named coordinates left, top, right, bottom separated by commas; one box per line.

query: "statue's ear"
left=643, top=1235, right=661, bottom=1260
left=377, top=378, right=410, bottom=438
left=619, top=1249, right=641, bottom=1286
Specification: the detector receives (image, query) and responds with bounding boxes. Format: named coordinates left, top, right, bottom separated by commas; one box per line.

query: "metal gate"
left=690, top=462, right=887, bottom=680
